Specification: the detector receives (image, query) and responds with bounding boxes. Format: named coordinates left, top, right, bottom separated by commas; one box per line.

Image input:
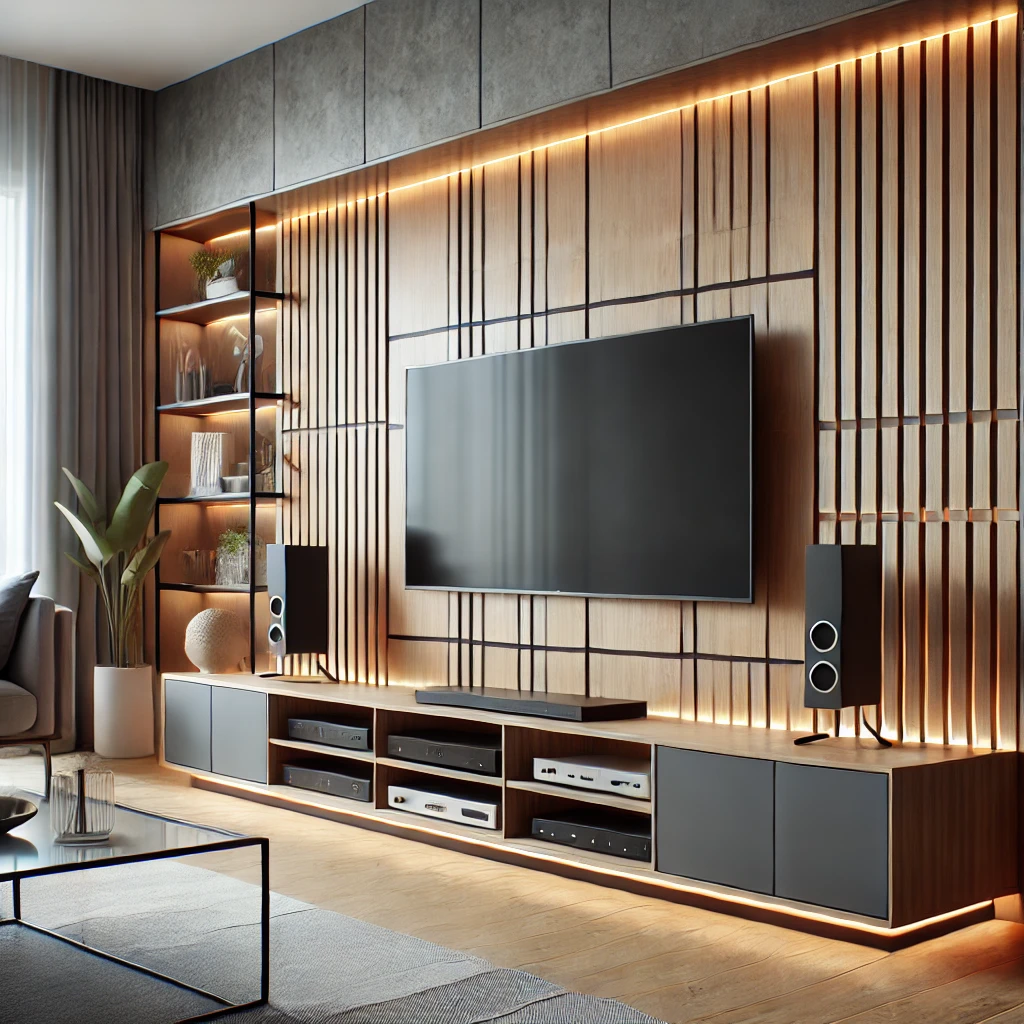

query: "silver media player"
left=532, top=753, right=651, bottom=799
left=387, top=785, right=500, bottom=830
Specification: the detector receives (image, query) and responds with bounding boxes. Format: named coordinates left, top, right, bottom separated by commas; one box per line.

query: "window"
left=0, top=187, right=30, bottom=574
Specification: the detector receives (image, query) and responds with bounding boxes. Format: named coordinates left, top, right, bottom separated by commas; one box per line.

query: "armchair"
left=0, top=597, right=73, bottom=797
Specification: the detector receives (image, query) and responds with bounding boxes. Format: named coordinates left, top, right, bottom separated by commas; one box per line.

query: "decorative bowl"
left=0, top=795, right=38, bottom=835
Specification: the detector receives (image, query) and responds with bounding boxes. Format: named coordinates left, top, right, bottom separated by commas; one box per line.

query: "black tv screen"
left=405, top=317, right=753, bottom=602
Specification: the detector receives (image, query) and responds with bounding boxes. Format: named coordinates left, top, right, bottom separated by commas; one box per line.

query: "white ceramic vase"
left=93, top=666, right=155, bottom=758
left=205, top=275, right=238, bottom=299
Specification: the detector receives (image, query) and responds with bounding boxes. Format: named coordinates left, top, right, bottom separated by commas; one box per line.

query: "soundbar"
left=287, top=716, right=372, bottom=752
left=387, top=730, right=501, bottom=776
left=531, top=809, right=651, bottom=862
left=415, top=687, right=647, bottom=722
left=533, top=753, right=651, bottom=799
left=388, top=783, right=500, bottom=830
left=283, top=761, right=373, bottom=802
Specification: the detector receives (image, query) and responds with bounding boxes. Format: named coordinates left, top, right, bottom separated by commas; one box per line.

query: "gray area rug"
left=0, top=860, right=664, bottom=1024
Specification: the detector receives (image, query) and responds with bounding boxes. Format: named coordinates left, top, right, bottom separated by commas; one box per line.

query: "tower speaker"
left=803, top=544, right=882, bottom=710
left=267, top=545, right=329, bottom=658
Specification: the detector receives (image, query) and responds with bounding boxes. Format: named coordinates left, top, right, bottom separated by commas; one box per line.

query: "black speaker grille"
left=809, top=619, right=838, bottom=653
left=808, top=661, right=839, bottom=694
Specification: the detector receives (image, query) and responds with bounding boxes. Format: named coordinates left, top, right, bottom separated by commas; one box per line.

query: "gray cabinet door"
left=211, top=687, right=268, bottom=784
left=656, top=748, right=774, bottom=894
left=164, top=679, right=211, bottom=772
left=775, top=763, right=889, bottom=919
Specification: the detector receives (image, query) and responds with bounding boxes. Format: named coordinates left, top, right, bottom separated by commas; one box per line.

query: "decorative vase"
left=216, top=531, right=267, bottom=586
left=184, top=609, right=248, bottom=673
left=205, top=275, right=238, bottom=299
left=51, top=768, right=115, bottom=844
left=93, top=666, right=154, bottom=758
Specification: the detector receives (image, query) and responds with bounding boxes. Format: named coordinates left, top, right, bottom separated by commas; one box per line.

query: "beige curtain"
left=0, top=56, right=143, bottom=748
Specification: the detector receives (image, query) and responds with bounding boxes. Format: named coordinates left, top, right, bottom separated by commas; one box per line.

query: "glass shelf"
left=157, top=392, right=286, bottom=417
left=157, top=290, right=284, bottom=327
left=159, top=582, right=268, bottom=594
left=158, top=492, right=284, bottom=506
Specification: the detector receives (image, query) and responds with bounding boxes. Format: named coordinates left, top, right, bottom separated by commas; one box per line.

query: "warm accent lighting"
left=202, top=770, right=990, bottom=939
left=286, top=12, right=1014, bottom=219
left=207, top=224, right=279, bottom=245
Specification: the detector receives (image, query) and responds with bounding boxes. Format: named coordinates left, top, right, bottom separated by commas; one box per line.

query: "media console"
left=160, top=673, right=1019, bottom=948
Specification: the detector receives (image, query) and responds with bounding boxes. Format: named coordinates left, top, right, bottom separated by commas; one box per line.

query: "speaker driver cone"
left=808, top=619, right=838, bottom=653
left=269, top=595, right=285, bottom=617
left=268, top=623, right=284, bottom=645
left=808, top=660, right=839, bottom=694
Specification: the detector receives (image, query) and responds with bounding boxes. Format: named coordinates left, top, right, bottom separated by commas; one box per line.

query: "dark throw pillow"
left=0, top=570, right=39, bottom=674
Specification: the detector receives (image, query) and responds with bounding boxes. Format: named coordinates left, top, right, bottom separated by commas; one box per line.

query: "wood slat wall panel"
left=275, top=15, right=1017, bottom=751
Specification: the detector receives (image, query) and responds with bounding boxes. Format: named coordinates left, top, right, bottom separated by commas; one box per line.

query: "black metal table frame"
left=0, top=806, right=269, bottom=1024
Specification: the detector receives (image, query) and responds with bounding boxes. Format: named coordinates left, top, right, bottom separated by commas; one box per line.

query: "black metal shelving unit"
left=154, top=203, right=283, bottom=673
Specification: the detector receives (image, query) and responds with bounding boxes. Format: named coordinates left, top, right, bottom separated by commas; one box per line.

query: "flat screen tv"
left=405, top=317, right=753, bottom=602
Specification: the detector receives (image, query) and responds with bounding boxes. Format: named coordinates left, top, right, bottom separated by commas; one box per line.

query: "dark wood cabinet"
left=655, top=747, right=774, bottom=895
left=775, top=763, right=889, bottom=919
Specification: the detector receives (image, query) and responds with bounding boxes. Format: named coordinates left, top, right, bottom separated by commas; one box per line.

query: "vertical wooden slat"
left=972, top=25, right=992, bottom=416
left=769, top=74, right=815, bottom=274
left=881, top=521, right=901, bottom=738
left=924, top=521, right=946, bottom=743
left=903, top=522, right=924, bottom=742
left=749, top=87, right=768, bottom=281
left=880, top=48, right=900, bottom=419
left=972, top=522, right=993, bottom=747
left=860, top=54, right=879, bottom=422
left=696, top=97, right=732, bottom=287
left=839, top=60, right=858, bottom=423
left=818, top=66, right=838, bottom=425
left=924, top=36, right=944, bottom=417
left=996, top=521, right=1018, bottom=749
left=947, top=520, right=969, bottom=744
left=996, top=15, right=1018, bottom=414
left=681, top=105, right=696, bottom=294
left=731, top=92, right=750, bottom=282
left=903, top=42, right=922, bottom=417
left=948, top=29, right=969, bottom=417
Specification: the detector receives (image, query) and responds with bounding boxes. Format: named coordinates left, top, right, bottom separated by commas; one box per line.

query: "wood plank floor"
left=3, top=750, right=1024, bottom=1023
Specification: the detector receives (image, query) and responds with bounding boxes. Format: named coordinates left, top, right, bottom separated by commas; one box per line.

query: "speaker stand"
left=259, top=656, right=284, bottom=680
left=794, top=710, right=892, bottom=748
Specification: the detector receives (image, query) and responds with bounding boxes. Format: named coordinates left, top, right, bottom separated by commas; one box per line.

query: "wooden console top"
left=162, top=673, right=1006, bottom=773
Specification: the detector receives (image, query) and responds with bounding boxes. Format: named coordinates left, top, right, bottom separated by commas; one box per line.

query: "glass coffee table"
left=0, top=791, right=268, bottom=1022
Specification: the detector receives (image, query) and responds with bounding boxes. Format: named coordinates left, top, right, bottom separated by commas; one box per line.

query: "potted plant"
left=188, top=246, right=242, bottom=300
left=56, top=462, right=170, bottom=758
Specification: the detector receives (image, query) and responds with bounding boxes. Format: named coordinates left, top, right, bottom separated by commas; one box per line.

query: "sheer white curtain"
left=0, top=55, right=143, bottom=746
left=0, top=59, right=62, bottom=590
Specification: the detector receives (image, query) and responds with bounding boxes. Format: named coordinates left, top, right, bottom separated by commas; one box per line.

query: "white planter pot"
left=94, top=666, right=155, bottom=758
left=205, top=275, right=238, bottom=299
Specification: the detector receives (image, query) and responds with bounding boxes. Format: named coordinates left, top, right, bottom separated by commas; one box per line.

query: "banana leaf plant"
left=55, top=462, right=171, bottom=668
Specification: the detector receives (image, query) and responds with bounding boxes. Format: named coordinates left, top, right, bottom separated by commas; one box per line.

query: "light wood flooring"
left=3, top=750, right=1024, bottom=1023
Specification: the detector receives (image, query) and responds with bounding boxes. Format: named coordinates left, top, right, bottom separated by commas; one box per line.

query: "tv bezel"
left=404, top=315, right=754, bottom=604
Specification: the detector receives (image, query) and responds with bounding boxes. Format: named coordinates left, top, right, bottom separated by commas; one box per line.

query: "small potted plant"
left=216, top=527, right=267, bottom=587
left=56, top=463, right=170, bottom=758
left=189, top=246, right=243, bottom=300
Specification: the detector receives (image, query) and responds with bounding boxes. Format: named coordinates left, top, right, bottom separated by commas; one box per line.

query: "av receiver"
left=387, top=731, right=501, bottom=776
left=287, top=716, right=372, bottom=752
left=531, top=809, right=651, bottom=862
left=283, top=762, right=372, bottom=802
left=388, top=784, right=500, bottom=830
left=533, top=754, right=651, bottom=799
